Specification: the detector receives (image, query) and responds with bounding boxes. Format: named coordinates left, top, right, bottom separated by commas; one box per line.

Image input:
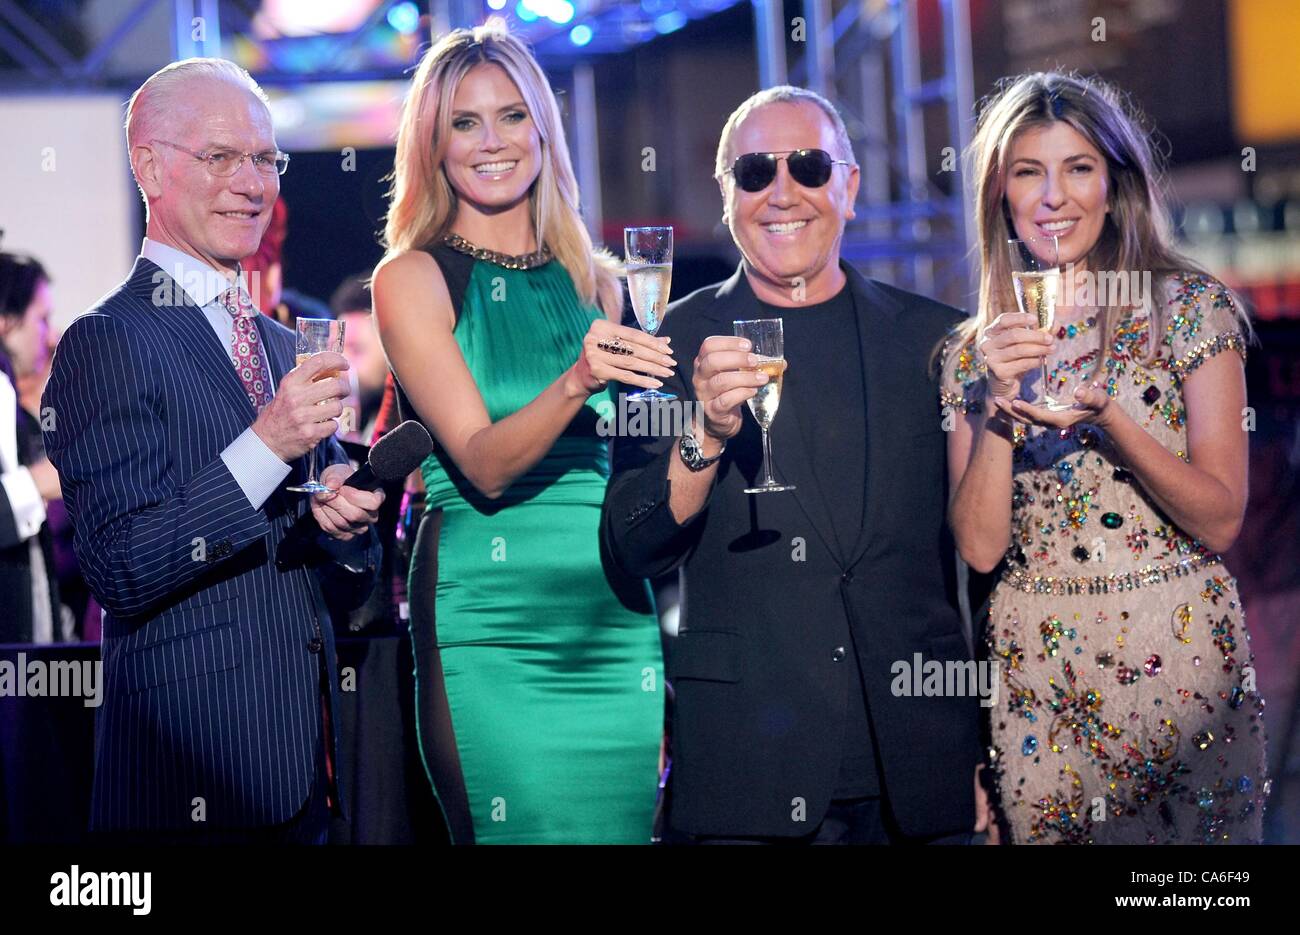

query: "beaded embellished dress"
left=940, top=273, right=1268, bottom=844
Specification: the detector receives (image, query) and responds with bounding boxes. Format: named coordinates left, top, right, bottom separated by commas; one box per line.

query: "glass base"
left=1039, top=396, right=1074, bottom=412
left=286, top=481, right=332, bottom=494
left=744, top=483, right=796, bottom=494
left=625, top=388, right=677, bottom=401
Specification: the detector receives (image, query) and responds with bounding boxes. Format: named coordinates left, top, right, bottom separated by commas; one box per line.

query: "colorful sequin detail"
left=950, top=273, right=1268, bottom=844
left=939, top=273, right=1247, bottom=430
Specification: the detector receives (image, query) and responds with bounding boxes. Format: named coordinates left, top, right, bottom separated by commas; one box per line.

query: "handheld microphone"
left=275, top=420, right=434, bottom=569
left=336, top=420, right=433, bottom=491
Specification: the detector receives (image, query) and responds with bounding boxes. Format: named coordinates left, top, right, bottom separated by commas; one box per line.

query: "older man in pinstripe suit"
left=41, top=58, right=383, bottom=844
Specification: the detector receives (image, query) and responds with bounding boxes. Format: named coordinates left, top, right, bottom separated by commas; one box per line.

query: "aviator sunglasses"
left=724, top=148, right=851, bottom=193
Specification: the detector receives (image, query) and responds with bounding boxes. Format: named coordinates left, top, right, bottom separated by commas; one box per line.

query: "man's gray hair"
left=124, top=57, right=269, bottom=153
left=714, top=85, right=858, bottom=180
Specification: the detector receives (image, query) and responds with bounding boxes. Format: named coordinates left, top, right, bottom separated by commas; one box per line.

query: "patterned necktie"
left=218, top=287, right=274, bottom=411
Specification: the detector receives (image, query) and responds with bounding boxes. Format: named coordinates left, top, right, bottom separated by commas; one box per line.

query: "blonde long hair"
left=382, top=22, right=622, bottom=317
left=950, top=71, right=1250, bottom=365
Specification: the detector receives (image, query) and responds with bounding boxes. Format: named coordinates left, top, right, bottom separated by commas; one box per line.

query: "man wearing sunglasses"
left=41, top=58, right=382, bottom=843
left=603, top=86, right=984, bottom=844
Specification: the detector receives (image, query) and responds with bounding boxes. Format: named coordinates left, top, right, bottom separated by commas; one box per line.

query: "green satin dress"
left=406, top=242, right=663, bottom=844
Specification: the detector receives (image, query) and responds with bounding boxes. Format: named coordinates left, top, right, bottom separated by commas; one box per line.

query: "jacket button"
left=206, top=540, right=233, bottom=562
left=832, top=646, right=847, bottom=662
left=306, top=637, right=323, bottom=654
left=841, top=571, right=854, bottom=584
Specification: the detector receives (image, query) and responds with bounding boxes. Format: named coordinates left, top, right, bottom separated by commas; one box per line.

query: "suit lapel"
left=773, top=359, right=844, bottom=565
left=125, top=258, right=257, bottom=422
left=706, top=265, right=844, bottom=566
left=842, top=271, right=905, bottom=571
left=255, top=312, right=292, bottom=387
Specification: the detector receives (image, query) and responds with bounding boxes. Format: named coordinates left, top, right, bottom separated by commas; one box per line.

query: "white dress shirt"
left=140, top=238, right=291, bottom=508
left=0, top=370, right=44, bottom=539
left=1, top=368, right=54, bottom=641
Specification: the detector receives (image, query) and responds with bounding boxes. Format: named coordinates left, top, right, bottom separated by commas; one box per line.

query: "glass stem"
left=307, top=443, right=318, bottom=485
left=1041, top=357, right=1052, bottom=404
left=761, top=427, right=775, bottom=485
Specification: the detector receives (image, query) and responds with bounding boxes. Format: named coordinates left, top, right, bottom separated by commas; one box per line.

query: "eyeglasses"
left=153, top=139, right=290, bottom=177
left=723, top=149, right=851, bottom=193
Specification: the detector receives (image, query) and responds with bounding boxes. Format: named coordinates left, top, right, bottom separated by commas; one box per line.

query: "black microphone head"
left=369, top=420, right=434, bottom=482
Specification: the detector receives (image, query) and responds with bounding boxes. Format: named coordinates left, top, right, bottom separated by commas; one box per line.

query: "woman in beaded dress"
left=941, top=73, right=1268, bottom=844
left=372, top=25, right=669, bottom=843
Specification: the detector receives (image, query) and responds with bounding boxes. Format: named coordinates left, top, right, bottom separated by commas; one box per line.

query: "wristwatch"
left=679, top=428, right=726, bottom=471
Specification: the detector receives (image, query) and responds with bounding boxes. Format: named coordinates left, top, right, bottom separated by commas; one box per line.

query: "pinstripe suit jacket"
left=42, top=257, right=377, bottom=832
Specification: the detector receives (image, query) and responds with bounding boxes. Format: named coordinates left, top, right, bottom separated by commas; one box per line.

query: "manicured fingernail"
left=739, top=339, right=751, bottom=350
left=747, top=354, right=758, bottom=366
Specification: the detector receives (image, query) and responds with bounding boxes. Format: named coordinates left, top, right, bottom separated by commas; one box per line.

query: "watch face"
left=680, top=431, right=721, bottom=470
left=680, top=433, right=702, bottom=467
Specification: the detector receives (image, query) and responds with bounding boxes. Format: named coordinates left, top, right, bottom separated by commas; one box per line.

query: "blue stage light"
left=487, top=0, right=508, bottom=9
left=386, top=1, right=420, bottom=34
left=549, top=0, right=575, bottom=24
left=569, top=24, right=593, bottom=45
left=654, top=10, right=687, bottom=33
left=516, top=0, right=539, bottom=21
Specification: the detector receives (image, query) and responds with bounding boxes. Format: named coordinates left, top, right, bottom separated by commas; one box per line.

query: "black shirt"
left=755, top=283, right=879, bottom=797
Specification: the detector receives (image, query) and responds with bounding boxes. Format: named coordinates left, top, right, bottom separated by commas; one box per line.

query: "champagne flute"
left=733, top=318, right=795, bottom=494
left=1008, top=236, right=1067, bottom=410
left=624, top=225, right=675, bottom=401
left=286, top=317, right=346, bottom=494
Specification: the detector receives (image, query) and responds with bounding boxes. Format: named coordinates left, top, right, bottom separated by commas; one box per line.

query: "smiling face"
left=134, top=79, right=279, bottom=276
left=441, top=62, right=542, bottom=214
left=1004, top=121, right=1109, bottom=268
left=720, top=101, right=859, bottom=305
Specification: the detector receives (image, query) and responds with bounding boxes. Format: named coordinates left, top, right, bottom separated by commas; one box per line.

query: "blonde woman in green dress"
left=373, top=24, right=668, bottom=843
left=941, top=72, right=1268, bottom=844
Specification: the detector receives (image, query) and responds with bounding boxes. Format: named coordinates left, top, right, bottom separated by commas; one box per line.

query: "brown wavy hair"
left=946, top=71, right=1251, bottom=367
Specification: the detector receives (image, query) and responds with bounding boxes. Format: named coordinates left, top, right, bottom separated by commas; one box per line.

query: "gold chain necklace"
left=441, top=232, right=552, bottom=270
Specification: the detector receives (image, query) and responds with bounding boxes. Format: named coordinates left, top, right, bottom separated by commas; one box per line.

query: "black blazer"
left=0, top=360, right=60, bottom=643
left=602, top=262, right=982, bottom=839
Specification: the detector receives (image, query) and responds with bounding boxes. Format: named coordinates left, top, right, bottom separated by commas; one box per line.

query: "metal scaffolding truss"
left=1, top=0, right=976, bottom=299
left=0, top=0, right=459, bottom=84
left=0, top=0, right=224, bottom=81
left=0, top=0, right=752, bottom=84
left=769, top=0, right=978, bottom=303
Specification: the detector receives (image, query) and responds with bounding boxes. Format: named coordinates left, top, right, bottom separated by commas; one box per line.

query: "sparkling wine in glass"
left=733, top=318, right=795, bottom=494
left=1008, top=236, right=1067, bottom=410
left=286, top=316, right=345, bottom=494
left=624, top=226, right=674, bottom=402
